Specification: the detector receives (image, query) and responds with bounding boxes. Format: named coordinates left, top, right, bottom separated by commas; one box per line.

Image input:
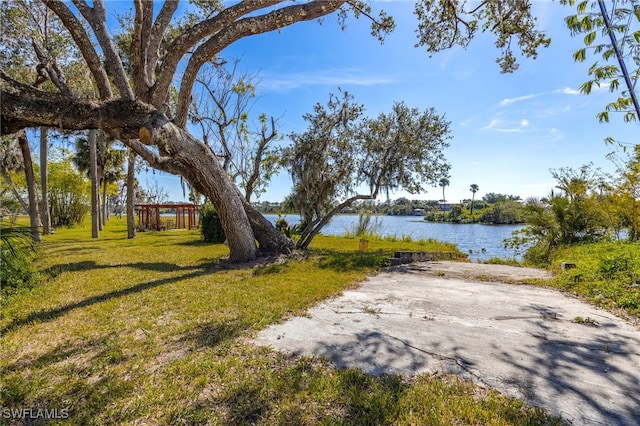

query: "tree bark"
left=89, top=129, right=99, bottom=238
left=102, top=176, right=108, bottom=225
left=16, top=130, right=41, bottom=242
left=126, top=148, right=136, bottom=239
left=151, top=125, right=259, bottom=262
left=97, top=164, right=104, bottom=231
left=39, top=127, right=52, bottom=234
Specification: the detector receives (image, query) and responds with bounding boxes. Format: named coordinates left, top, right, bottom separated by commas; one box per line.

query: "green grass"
left=0, top=218, right=564, bottom=425
left=549, top=240, right=640, bottom=319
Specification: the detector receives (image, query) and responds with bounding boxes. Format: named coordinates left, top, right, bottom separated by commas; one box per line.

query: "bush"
left=275, top=214, right=302, bottom=238
left=48, top=156, right=91, bottom=227
left=1, top=223, right=41, bottom=300
left=200, top=203, right=226, bottom=243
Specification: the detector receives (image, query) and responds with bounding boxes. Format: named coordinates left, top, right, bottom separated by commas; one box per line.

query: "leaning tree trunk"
left=1, top=93, right=293, bottom=262
left=153, top=126, right=259, bottom=262
left=3, top=172, right=28, bottom=213
left=16, top=130, right=41, bottom=242
left=141, top=122, right=295, bottom=261
left=240, top=197, right=294, bottom=255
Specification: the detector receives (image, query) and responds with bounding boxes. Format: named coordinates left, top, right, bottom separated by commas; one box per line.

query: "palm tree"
left=439, top=178, right=450, bottom=203
left=470, top=183, right=479, bottom=221
left=73, top=131, right=126, bottom=229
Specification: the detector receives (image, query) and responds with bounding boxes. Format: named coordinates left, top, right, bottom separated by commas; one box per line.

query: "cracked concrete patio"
left=251, top=262, right=640, bottom=425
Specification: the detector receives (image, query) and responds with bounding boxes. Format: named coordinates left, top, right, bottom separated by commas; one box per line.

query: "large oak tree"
left=1, top=0, right=550, bottom=262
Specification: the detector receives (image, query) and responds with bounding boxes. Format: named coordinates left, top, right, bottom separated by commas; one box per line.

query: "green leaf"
left=596, top=111, right=609, bottom=122
left=624, top=111, right=638, bottom=122
left=634, top=30, right=640, bottom=43
left=603, top=48, right=615, bottom=61
left=584, top=31, right=596, bottom=46
left=577, top=0, right=588, bottom=14
left=579, top=80, right=593, bottom=94
left=610, top=79, right=619, bottom=92
left=573, top=48, right=587, bottom=62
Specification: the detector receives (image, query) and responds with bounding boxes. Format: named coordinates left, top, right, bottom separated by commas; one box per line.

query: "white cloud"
left=480, top=118, right=500, bottom=131
left=499, top=93, right=538, bottom=106
left=558, top=86, right=580, bottom=95
left=480, top=117, right=530, bottom=133
left=261, top=68, right=395, bottom=91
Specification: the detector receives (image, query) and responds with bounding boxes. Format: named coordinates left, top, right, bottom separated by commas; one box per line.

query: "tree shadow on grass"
left=180, top=319, right=247, bottom=349
left=2, top=266, right=215, bottom=334
left=2, top=338, right=139, bottom=425
left=44, top=259, right=219, bottom=278
left=1, top=320, right=251, bottom=425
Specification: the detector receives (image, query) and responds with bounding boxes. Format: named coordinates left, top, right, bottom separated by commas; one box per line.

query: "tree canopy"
left=285, top=92, right=451, bottom=249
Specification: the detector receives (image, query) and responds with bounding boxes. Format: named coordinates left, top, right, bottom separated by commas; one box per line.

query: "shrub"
left=0, top=223, right=41, bottom=300
left=199, top=203, right=226, bottom=243
left=275, top=214, right=302, bottom=238
left=48, top=156, right=91, bottom=227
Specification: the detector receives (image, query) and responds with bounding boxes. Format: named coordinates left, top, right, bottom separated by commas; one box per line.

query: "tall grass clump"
left=551, top=241, right=640, bottom=318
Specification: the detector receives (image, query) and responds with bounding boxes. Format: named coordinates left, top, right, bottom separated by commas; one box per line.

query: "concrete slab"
left=251, top=262, right=640, bottom=426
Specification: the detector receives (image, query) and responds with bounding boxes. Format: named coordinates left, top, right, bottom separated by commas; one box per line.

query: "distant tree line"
left=253, top=193, right=525, bottom=224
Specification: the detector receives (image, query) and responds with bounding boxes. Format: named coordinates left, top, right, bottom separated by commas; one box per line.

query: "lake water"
left=264, top=214, right=524, bottom=262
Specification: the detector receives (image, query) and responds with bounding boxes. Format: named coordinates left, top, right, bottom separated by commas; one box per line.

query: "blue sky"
left=141, top=0, right=639, bottom=204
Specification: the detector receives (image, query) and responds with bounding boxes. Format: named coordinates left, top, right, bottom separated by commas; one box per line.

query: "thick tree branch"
left=32, top=41, right=74, bottom=97
left=1, top=71, right=70, bottom=102
left=151, top=0, right=283, bottom=108
left=175, top=0, right=345, bottom=126
left=71, top=0, right=134, bottom=100
left=1, top=90, right=163, bottom=136
left=123, top=138, right=187, bottom=177
left=41, top=0, right=113, bottom=99
left=147, top=1, right=179, bottom=86
left=131, top=0, right=153, bottom=96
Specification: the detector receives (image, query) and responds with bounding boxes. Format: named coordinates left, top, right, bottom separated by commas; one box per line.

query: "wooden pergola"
left=135, top=203, right=198, bottom=231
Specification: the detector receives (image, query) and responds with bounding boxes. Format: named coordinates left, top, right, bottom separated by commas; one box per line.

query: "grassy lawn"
left=549, top=241, right=640, bottom=320
left=1, top=218, right=563, bottom=425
